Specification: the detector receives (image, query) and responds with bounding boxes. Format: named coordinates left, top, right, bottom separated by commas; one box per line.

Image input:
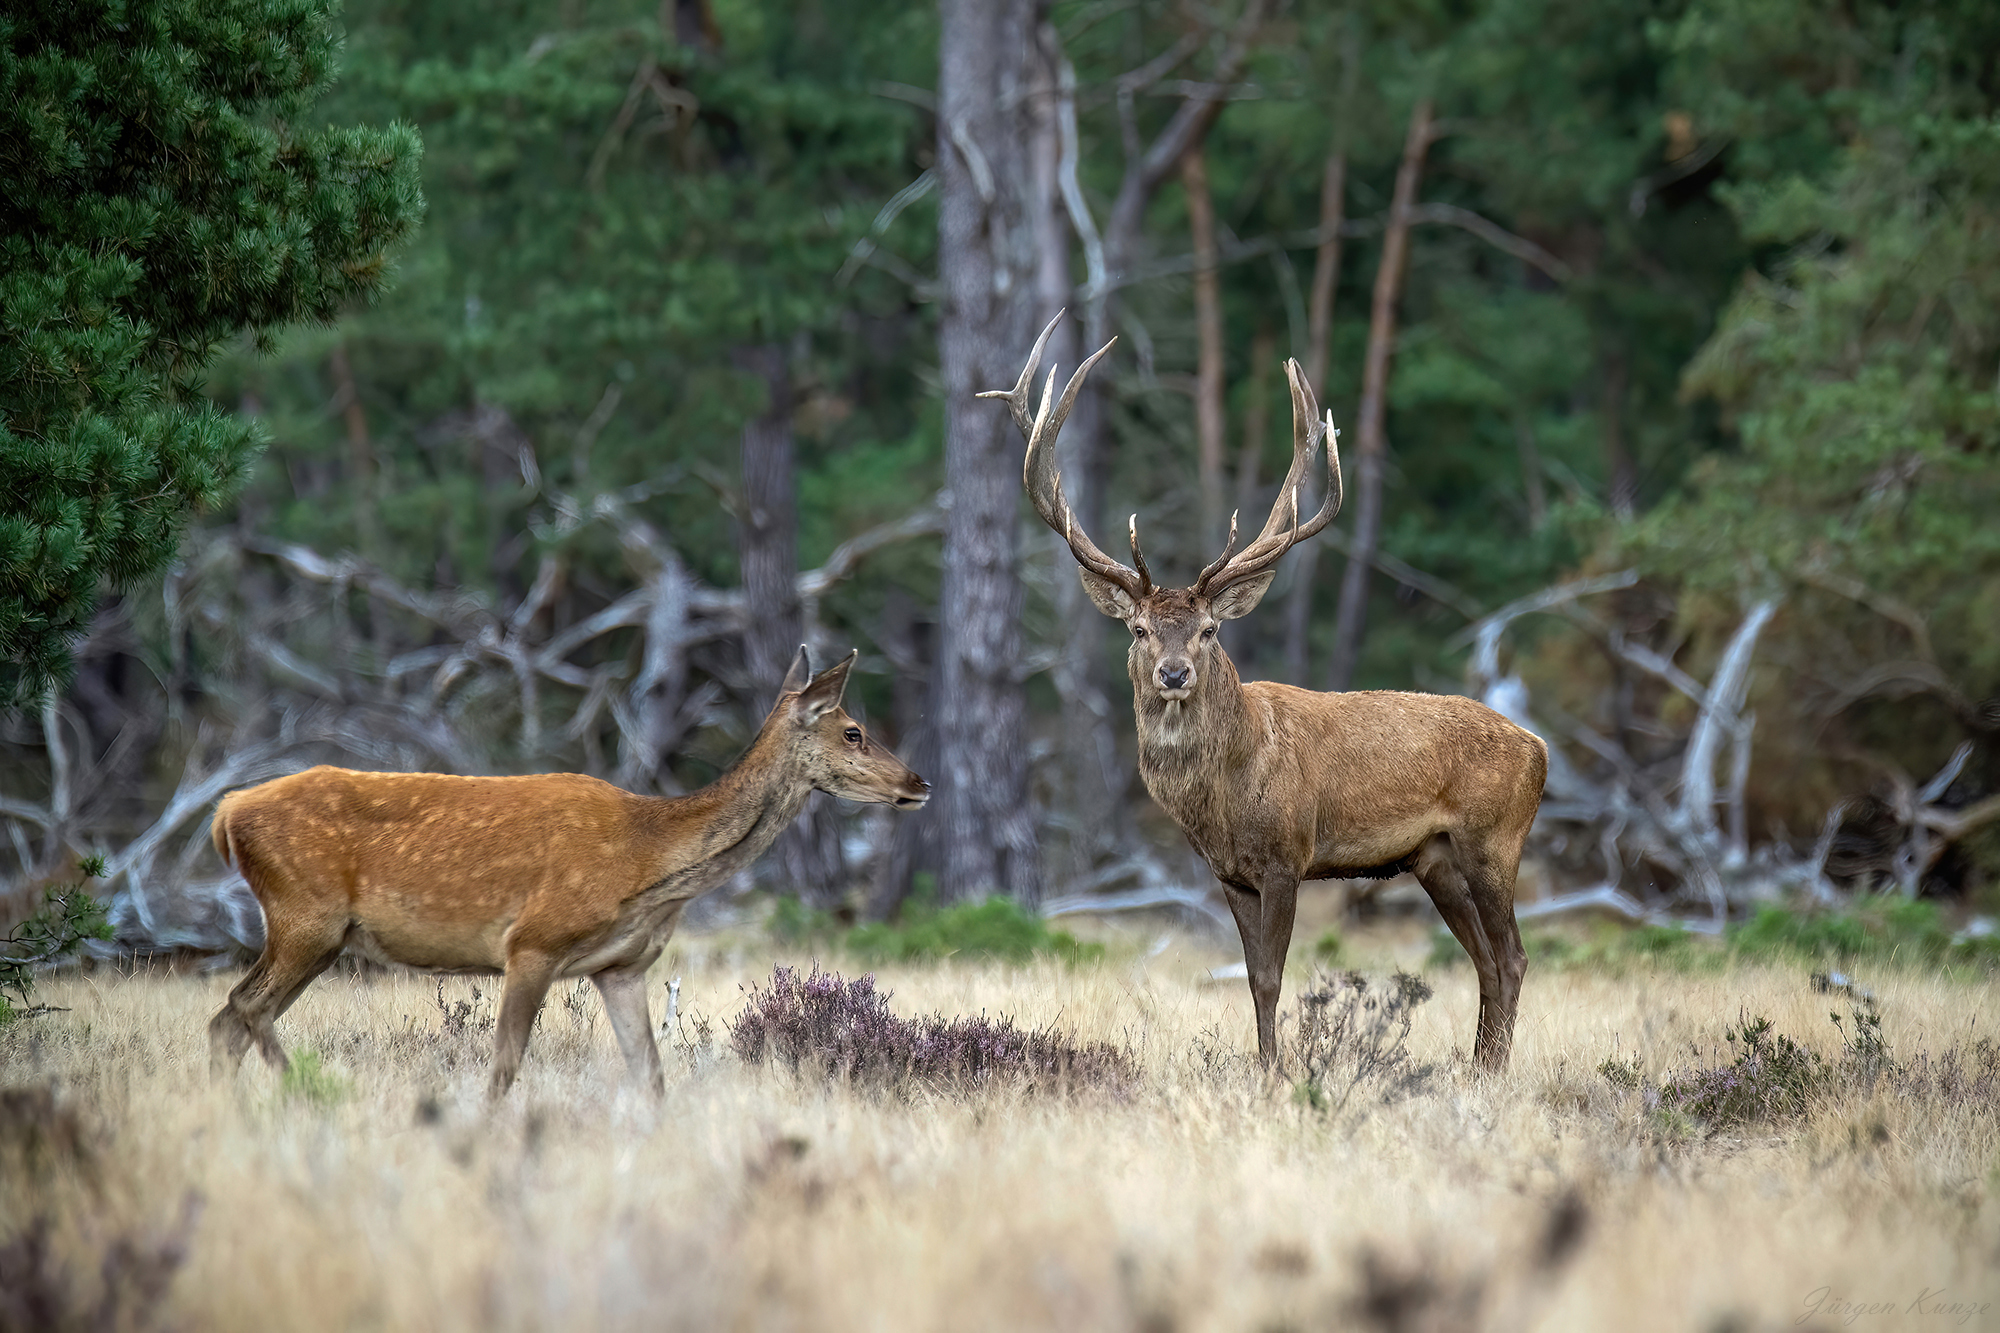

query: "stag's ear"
left=797, top=650, right=856, bottom=720
left=1208, top=571, right=1276, bottom=621
left=781, top=645, right=813, bottom=694
left=1078, top=568, right=1138, bottom=620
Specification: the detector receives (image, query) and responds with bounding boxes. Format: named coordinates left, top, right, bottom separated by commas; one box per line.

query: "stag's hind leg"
left=1413, top=835, right=1516, bottom=1072
left=1460, top=843, right=1529, bottom=1071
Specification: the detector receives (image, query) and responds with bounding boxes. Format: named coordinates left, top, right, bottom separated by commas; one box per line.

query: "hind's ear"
left=797, top=650, right=856, bottom=720
left=781, top=644, right=813, bottom=694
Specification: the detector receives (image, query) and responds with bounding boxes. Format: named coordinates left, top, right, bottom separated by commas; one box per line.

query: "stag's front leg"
left=1221, top=876, right=1299, bottom=1068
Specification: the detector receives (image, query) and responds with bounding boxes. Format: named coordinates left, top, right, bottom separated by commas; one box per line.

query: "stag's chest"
left=1137, top=741, right=1281, bottom=881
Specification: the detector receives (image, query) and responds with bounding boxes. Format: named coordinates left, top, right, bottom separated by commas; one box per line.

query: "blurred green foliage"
left=0, top=855, right=112, bottom=1023
left=0, top=0, right=423, bottom=706
left=771, top=885, right=1103, bottom=966
left=1428, top=898, right=2000, bottom=975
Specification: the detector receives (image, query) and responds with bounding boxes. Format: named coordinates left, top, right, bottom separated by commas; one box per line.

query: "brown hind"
left=208, top=648, right=927, bottom=1097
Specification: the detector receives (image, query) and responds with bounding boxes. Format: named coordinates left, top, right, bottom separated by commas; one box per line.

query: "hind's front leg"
left=594, top=960, right=664, bottom=1096
left=489, top=947, right=560, bottom=1099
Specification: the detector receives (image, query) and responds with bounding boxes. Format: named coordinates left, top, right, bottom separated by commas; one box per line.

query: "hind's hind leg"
left=209, top=962, right=269, bottom=1074
left=211, top=916, right=349, bottom=1075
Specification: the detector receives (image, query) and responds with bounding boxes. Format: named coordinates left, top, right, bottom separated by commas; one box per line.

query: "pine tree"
left=0, top=0, right=423, bottom=707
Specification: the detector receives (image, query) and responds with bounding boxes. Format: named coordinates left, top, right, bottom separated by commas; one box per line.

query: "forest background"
left=4, top=0, right=1998, bottom=952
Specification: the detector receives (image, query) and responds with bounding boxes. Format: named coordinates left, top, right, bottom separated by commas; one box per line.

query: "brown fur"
left=1093, top=578, right=1546, bottom=1071
left=206, top=651, right=927, bottom=1097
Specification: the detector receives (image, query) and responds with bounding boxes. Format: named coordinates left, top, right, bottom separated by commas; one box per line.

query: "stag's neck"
left=635, top=711, right=811, bottom=880
left=1131, top=655, right=1258, bottom=826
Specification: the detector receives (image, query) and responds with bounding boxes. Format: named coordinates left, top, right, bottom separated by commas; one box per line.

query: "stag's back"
left=1243, top=685, right=1547, bottom=866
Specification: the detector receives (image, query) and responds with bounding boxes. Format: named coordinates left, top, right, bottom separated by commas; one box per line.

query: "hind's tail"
left=211, top=795, right=239, bottom=869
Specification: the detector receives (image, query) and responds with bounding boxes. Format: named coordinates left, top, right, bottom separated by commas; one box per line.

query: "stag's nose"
left=1158, top=664, right=1191, bottom=691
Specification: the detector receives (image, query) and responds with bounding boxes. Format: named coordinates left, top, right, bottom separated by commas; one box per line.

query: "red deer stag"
left=984, top=315, right=1547, bottom=1071
left=209, top=648, right=927, bottom=1097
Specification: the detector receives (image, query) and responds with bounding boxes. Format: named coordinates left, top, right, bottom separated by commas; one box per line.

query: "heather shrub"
left=1627, top=984, right=1997, bottom=1132
left=727, top=966, right=1135, bottom=1096
left=1655, top=1015, right=1826, bottom=1128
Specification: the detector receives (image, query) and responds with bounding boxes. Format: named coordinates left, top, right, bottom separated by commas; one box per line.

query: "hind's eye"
left=843, top=727, right=863, bottom=745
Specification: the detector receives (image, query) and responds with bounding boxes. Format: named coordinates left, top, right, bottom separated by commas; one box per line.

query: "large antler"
left=978, top=313, right=1147, bottom=600
left=1193, top=358, right=1343, bottom=596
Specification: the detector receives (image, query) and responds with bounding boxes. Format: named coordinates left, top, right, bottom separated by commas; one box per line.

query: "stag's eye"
left=1201, top=625, right=1217, bottom=639
left=1132, top=625, right=1148, bottom=639
left=843, top=727, right=863, bottom=745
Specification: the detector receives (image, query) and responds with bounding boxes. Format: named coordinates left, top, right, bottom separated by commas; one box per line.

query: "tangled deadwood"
left=0, top=462, right=942, bottom=954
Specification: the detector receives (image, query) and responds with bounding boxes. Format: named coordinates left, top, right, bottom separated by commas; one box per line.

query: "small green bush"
left=280, top=1050, right=349, bottom=1107
left=1310, top=929, right=1344, bottom=965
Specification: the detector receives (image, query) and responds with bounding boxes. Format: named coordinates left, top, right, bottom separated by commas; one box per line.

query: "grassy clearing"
left=2, top=925, right=1997, bottom=1331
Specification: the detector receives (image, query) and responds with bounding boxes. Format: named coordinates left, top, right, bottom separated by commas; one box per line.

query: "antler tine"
left=1127, top=514, right=1154, bottom=594
left=975, top=309, right=1065, bottom=438
left=1196, top=358, right=1345, bottom=594
left=988, top=314, right=1144, bottom=598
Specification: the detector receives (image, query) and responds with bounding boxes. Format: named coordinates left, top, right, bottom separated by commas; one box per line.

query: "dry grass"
left=3, top=922, right=1998, bottom=1332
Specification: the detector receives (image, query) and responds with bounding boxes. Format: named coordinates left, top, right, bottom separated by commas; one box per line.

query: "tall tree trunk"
left=1326, top=98, right=1433, bottom=692
left=1182, top=145, right=1227, bottom=552
left=737, top=342, right=846, bottom=907
left=327, top=344, right=377, bottom=558
left=1515, top=412, right=1548, bottom=531
left=870, top=588, right=938, bottom=918
left=1601, top=349, right=1636, bottom=518
left=1282, top=148, right=1347, bottom=687
left=934, top=0, right=1043, bottom=904
left=1032, top=21, right=1123, bottom=890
